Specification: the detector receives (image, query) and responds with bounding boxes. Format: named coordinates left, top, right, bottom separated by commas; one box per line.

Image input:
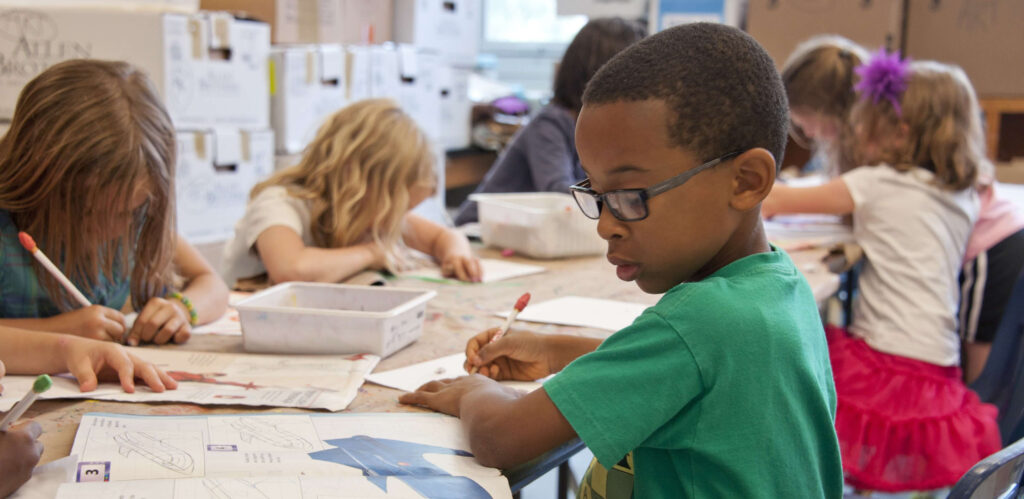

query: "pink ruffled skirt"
left=826, top=326, right=1001, bottom=491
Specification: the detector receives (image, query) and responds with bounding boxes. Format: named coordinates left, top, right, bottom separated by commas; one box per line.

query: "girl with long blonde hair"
left=764, top=55, right=1000, bottom=491
left=223, top=99, right=480, bottom=286
left=0, top=59, right=229, bottom=346
left=0, top=59, right=228, bottom=348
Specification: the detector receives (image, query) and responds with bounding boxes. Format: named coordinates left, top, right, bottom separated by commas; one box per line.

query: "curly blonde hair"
left=0, top=59, right=176, bottom=311
left=252, top=99, right=435, bottom=271
left=851, top=60, right=986, bottom=191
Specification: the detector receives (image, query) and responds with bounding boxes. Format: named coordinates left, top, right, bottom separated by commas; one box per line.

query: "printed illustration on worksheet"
left=58, top=412, right=512, bottom=499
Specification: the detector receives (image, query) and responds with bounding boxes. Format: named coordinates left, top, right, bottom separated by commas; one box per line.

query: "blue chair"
left=947, top=436, right=1024, bottom=499
left=971, top=271, right=1024, bottom=445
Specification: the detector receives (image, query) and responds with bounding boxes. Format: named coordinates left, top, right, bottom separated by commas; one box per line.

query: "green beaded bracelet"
left=167, top=291, right=198, bottom=326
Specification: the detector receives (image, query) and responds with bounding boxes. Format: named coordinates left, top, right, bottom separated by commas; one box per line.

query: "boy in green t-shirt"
left=400, top=23, right=843, bottom=498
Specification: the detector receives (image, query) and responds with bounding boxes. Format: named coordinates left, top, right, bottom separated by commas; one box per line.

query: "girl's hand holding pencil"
left=19, top=232, right=127, bottom=343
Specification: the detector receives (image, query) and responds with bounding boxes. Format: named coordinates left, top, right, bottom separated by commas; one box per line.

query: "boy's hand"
left=398, top=375, right=504, bottom=416
left=58, top=335, right=178, bottom=393
left=0, top=421, right=42, bottom=497
left=126, top=297, right=191, bottom=346
left=441, top=253, right=482, bottom=283
left=465, top=328, right=553, bottom=381
left=48, top=305, right=126, bottom=343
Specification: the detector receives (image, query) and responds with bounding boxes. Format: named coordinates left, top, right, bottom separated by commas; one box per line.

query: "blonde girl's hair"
left=0, top=59, right=177, bottom=311
left=781, top=35, right=869, bottom=174
left=252, top=99, right=435, bottom=272
left=851, top=60, right=986, bottom=191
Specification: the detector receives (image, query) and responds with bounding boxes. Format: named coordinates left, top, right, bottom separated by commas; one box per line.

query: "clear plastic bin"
left=470, top=192, right=605, bottom=259
left=235, top=283, right=436, bottom=358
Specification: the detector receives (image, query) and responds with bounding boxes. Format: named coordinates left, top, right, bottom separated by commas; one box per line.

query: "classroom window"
left=481, top=0, right=588, bottom=96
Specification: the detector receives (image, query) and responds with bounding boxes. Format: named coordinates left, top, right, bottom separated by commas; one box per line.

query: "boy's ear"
left=729, top=148, right=776, bottom=211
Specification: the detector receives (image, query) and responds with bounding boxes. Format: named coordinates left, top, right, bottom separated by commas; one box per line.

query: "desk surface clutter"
left=9, top=244, right=837, bottom=496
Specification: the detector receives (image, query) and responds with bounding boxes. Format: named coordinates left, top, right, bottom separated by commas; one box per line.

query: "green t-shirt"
left=544, top=248, right=843, bottom=498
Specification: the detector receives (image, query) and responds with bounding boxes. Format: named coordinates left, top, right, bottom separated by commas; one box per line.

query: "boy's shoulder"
left=646, top=248, right=814, bottom=340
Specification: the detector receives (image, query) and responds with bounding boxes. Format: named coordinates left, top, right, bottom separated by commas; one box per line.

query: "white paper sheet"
left=0, top=349, right=379, bottom=412
left=498, top=296, right=649, bottom=331
left=366, top=353, right=546, bottom=393
left=55, top=412, right=512, bottom=498
left=402, top=259, right=546, bottom=283
left=764, top=214, right=853, bottom=251
left=11, top=455, right=78, bottom=499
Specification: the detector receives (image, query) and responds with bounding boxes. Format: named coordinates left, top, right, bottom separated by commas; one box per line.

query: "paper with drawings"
left=402, top=259, right=546, bottom=283
left=0, top=349, right=379, bottom=412
left=366, top=353, right=547, bottom=393
left=55, top=412, right=512, bottom=498
left=497, top=296, right=648, bottom=331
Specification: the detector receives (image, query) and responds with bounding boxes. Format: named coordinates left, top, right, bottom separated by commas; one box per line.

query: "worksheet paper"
left=0, top=349, right=379, bottom=412
left=763, top=213, right=853, bottom=251
left=55, top=412, right=512, bottom=499
left=402, top=259, right=546, bottom=283
left=366, top=353, right=546, bottom=393
left=497, top=296, right=649, bottom=331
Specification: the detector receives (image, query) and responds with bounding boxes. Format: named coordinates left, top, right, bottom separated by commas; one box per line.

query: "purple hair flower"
left=854, top=48, right=911, bottom=116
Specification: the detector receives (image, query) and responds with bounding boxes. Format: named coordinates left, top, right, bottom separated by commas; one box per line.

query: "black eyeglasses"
left=569, top=151, right=741, bottom=221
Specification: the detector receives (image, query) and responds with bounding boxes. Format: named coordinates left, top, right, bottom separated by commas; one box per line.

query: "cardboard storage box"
left=437, top=66, right=472, bottom=150
left=393, top=0, right=480, bottom=66
left=201, top=0, right=391, bottom=44
left=0, top=8, right=270, bottom=128
left=345, top=45, right=373, bottom=101
left=271, top=45, right=347, bottom=154
left=176, top=128, right=274, bottom=243
left=905, top=0, right=1024, bottom=97
left=746, top=0, right=903, bottom=68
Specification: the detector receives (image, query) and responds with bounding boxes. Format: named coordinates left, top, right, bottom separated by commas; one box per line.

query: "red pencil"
left=470, top=293, right=531, bottom=375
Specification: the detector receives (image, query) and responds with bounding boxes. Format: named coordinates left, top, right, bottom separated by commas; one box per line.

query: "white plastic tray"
left=235, top=282, right=436, bottom=358
left=470, top=192, right=605, bottom=259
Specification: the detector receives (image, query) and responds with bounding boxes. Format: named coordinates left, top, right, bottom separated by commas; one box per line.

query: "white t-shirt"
left=842, top=165, right=979, bottom=366
left=221, top=185, right=314, bottom=286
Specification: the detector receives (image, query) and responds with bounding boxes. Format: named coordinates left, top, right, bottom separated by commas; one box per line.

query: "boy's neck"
left=690, top=213, right=771, bottom=282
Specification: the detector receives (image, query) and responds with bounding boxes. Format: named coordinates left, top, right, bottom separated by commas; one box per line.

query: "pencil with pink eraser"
left=470, top=292, right=531, bottom=374
left=18, top=231, right=91, bottom=307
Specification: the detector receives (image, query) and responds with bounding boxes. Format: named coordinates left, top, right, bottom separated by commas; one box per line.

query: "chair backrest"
left=971, top=271, right=1024, bottom=445
left=948, top=436, right=1024, bottom=499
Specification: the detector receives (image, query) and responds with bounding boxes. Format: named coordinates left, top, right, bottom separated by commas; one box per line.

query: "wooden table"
left=28, top=246, right=838, bottom=489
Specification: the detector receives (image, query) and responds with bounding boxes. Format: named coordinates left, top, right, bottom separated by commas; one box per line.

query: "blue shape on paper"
left=309, top=435, right=491, bottom=498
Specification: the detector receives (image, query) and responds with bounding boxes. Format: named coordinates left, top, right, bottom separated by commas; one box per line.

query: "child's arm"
left=400, top=377, right=578, bottom=468
left=762, top=178, right=855, bottom=218
left=401, top=327, right=600, bottom=468
left=0, top=326, right=177, bottom=393
left=0, top=306, right=125, bottom=343
left=402, top=213, right=482, bottom=282
left=127, top=237, right=229, bottom=345
left=0, top=421, right=42, bottom=497
left=255, top=226, right=386, bottom=284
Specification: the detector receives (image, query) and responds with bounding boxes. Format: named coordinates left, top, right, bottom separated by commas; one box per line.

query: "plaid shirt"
left=0, top=210, right=130, bottom=318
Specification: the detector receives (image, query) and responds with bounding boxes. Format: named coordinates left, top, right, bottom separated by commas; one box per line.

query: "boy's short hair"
left=583, top=23, right=789, bottom=168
